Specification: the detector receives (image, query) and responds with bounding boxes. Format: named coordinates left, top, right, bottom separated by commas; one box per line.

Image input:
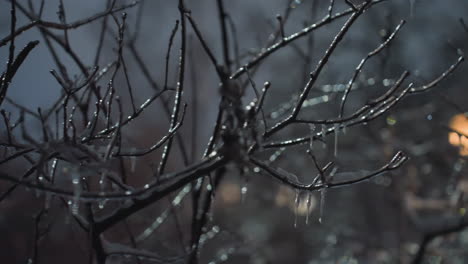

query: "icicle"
left=71, top=168, right=80, bottom=185
left=44, top=193, right=51, bottom=210
left=319, top=189, right=326, bottom=224
left=321, top=124, right=327, bottom=149
left=65, top=201, right=72, bottom=224
left=71, top=195, right=80, bottom=215
left=306, top=192, right=312, bottom=225
left=329, top=166, right=338, bottom=180
left=36, top=176, right=44, bottom=197
left=309, top=124, right=315, bottom=152
left=256, top=128, right=264, bottom=151
left=334, top=123, right=339, bottom=158
left=71, top=168, right=81, bottom=215
left=342, top=124, right=347, bottom=135
left=294, top=190, right=300, bottom=228
left=130, top=148, right=137, bottom=173
left=240, top=166, right=249, bottom=203
left=409, top=0, right=415, bottom=17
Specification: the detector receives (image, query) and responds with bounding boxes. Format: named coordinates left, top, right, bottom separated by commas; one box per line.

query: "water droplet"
left=125, top=190, right=132, bottom=195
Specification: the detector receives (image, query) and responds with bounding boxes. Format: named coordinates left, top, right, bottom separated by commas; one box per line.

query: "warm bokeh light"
left=448, top=113, right=468, bottom=156
left=275, top=185, right=317, bottom=215
left=218, top=182, right=241, bottom=204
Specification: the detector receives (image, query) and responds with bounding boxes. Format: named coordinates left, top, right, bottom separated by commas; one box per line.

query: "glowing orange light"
left=448, top=114, right=468, bottom=156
